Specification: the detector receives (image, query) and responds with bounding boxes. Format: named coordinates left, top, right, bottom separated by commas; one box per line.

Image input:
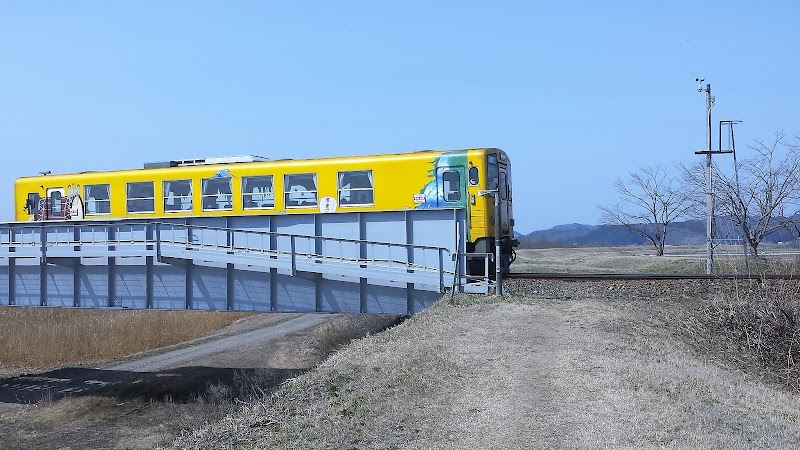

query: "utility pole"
left=697, top=79, right=715, bottom=274
left=720, top=119, right=746, bottom=271
left=694, top=78, right=732, bottom=274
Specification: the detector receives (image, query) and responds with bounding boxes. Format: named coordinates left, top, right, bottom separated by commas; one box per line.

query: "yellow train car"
left=14, top=148, right=518, bottom=271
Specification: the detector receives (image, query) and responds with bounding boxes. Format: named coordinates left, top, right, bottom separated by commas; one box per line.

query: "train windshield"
left=488, top=154, right=498, bottom=190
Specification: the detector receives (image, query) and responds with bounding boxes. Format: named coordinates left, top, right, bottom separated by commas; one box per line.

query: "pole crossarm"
left=694, top=150, right=733, bottom=155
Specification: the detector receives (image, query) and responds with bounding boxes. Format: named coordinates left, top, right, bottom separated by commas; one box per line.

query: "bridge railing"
left=157, top=222, right=451, bottom=285
left=0, top=220, right=454, bottom=291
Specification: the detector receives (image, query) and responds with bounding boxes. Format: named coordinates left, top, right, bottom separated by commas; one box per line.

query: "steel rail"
left=506, top=272, right=800, bottom=281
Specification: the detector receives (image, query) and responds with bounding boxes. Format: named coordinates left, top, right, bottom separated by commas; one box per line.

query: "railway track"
left=506, top=272, right=800, bottom=281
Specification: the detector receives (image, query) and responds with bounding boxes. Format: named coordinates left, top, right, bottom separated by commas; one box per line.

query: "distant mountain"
left=521, top=223, right=650, bottom=247
left=519, top=218, right=800, bottom=248
left=535, top=223, right=600, bottom=241
left=523, top=223, right=599, bottom=246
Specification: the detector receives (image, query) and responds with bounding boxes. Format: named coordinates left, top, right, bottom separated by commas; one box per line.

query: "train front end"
left=466, top=148, right=518, bottom=276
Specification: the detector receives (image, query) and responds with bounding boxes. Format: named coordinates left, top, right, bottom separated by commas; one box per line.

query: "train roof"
left=143, top=155, right=270, bottom=168
left=16, top=148, right=504, bottom=180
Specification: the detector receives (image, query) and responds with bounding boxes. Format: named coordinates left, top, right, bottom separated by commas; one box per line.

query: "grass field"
left=0, top=308, right=257, bottom=376
left=513, top=244, right=800, bottom=275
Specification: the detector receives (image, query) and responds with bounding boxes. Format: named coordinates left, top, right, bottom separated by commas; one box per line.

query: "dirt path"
left=450, top=302, right=592, bottom=449
left=0, top=314, right=320, bottom=408
left=443, top=297, right=800, bottom=449
left=0, top=312, right=402, bottom=449
left=106, top=314, right=330, bottom=372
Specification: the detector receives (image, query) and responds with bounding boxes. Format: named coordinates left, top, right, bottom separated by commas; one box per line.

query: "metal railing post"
left=155, top=223, right=161, bottom=258
left=438, top=248, right=444, bottom=292
left=485, top=254, right=490, bottom=284
left=290, top=235, right=297, bottom=276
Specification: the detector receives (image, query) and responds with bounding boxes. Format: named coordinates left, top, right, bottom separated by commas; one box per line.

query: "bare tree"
left=712, top=132, right=800, bottom=257
left=599, top=165, right=693, bottom=256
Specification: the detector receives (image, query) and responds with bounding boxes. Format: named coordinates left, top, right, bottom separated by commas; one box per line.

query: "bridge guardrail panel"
left=0, top=211, right=463, bottom=312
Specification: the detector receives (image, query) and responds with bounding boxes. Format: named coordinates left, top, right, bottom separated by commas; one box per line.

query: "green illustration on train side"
left=414, top=151, right=468, bottom=209
left=415, top=151, right=472, bottom=241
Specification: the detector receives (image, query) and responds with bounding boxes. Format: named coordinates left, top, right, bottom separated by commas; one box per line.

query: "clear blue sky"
left=1, top=1, right=798, bottom=233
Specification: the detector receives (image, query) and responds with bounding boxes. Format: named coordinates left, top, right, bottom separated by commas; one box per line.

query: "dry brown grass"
left=0, top=312, right=398, bottom=450
left=513, top=245, right=800, bottom=275
left=161, top=248, right=800, bottom=448
left=513, top=246, right=707, bottom=273
left=684, top=279, right=800, bottom=390
left=0, top=307, right=257, bottom=373
left=2, top=395, right=216, bottom=450
left=170, top=291, right=800, bottom=449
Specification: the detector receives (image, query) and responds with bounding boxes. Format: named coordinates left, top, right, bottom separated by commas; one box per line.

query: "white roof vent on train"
left=144, top=155, right=269, bottom=169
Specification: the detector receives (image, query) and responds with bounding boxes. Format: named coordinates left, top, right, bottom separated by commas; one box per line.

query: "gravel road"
left=106, top=313, right=330, bottom=372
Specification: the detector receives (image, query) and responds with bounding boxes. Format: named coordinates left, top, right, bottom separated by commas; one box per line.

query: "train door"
left=487, top=153, right=500, bottom=228
left=436, top=166, right=464, bottom=207
left=499, top=167, right=510, bottom=235
left=45, top=187, right=65, bottom=220
left=488, top=152, right=516, bottom=274
left=497, top=154, right=518, bottom=272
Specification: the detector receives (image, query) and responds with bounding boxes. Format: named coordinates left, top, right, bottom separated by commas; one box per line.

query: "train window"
left=499, top=172, right=507, bottom=201
left=468, top=166, right=479, bottom=186
left=338, top=170, right=373, bottom=206
left=242, top=176, right=275, bottom=209
left=202, top=177, right=233, bottom=210
left=163, top=179, right=193, bottom=212
left=50, top=190, right=63, bottom=216
left=127, top=182, right=155, bottom=213
left=442, top=170, right=461, bottom=202
left=487, top=154, right=498, bottom=190
left=84, top=184, right=111, bottom=215
left=284, top=173, right=317, bottom=208
left=26, top=193, right=41, bottom=215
